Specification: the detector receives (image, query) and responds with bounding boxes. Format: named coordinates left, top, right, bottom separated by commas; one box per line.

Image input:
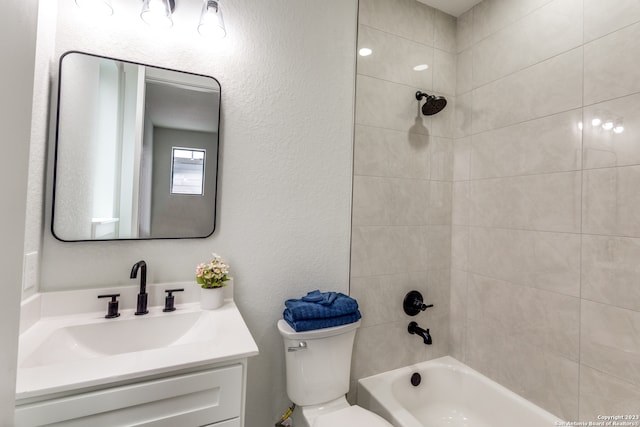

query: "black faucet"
left=130, top=260, right=148, bottom=315
left=408, top=321, right=432, bottom=345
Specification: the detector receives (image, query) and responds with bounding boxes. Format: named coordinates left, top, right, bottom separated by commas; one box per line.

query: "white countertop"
left=16, top=287, right=258, bottom=402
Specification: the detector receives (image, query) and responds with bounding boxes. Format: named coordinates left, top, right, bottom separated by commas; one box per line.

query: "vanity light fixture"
left=140, top=0, right=175, bottom=28
left=75, top=0, right=114, bottom=16
left=198, top=0, right=226, bottom=38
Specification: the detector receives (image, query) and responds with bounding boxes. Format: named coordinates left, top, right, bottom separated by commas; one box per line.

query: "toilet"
left=277, top=319, right=393, bottom=427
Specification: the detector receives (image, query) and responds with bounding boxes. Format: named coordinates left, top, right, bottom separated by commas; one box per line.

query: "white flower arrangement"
left=196, top=253, right=230, bottom=288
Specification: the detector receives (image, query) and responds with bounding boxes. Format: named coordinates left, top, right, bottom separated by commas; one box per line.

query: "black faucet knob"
left=403, top=290, right=434, bottom=316
left=163, top=288, right=184, bottom=312
left=98, top=294, right=121, bottom=319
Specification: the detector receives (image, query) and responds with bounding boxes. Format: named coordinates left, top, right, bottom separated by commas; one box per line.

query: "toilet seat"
left=313, top=405, right=392, bottom=427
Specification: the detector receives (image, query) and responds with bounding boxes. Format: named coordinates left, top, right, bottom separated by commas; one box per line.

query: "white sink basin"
left=17, top=301, right=259, bottom=400
left=20, top=310, right=207, bottom=368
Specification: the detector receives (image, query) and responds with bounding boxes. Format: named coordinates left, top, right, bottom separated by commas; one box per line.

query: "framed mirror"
left=52, top=52, right=221, bottom=241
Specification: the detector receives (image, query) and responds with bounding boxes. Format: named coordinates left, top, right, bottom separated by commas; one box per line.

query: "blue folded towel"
left=284, top=310, right=361, bottom=332
left=301, top=290, right=337, bottom=305
left=284, top=290, right=359, bottom=321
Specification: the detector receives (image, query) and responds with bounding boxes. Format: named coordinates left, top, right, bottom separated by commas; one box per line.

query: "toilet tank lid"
left=314, top=405, right=393, bottom=427
left=277, top=319, right=361, bottom=340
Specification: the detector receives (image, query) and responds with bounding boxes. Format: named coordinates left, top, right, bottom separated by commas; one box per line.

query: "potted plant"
left=196, top=253, right=230, bottom=309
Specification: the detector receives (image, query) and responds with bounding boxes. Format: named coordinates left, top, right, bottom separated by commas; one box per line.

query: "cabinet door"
left=201, top=417, right=241, bottom=427
left=15, top=365, right=243, bottom=427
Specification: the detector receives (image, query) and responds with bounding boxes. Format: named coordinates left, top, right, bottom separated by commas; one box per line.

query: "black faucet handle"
left=403, top=290, right=434, bottom=316
left=98, top=294, right=121, bottom=319
left=163, top=288, right=184, bottom=312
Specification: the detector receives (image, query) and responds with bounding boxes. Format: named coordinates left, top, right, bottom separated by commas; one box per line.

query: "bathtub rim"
left=357, top=355, right=564, bottom=427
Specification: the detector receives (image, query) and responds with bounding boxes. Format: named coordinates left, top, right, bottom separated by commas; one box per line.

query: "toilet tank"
left=277, top=320, right=361, bottom=406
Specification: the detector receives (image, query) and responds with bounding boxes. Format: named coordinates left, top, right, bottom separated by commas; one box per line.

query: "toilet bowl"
left=277, top=319, right=392, bottom=427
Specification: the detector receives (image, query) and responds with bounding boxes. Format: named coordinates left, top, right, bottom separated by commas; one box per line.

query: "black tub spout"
left=408, top=321, right=432, bottom=345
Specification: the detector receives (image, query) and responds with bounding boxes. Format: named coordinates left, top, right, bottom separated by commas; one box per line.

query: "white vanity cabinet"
left=15, top=362, right=247, bottom=427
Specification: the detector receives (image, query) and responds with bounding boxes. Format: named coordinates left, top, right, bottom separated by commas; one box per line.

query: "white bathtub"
left=357, top=356, right=563, bottom=427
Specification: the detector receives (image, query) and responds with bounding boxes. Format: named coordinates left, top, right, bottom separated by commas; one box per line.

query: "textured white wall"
left=0, top=0, right=38, bottom=422
left=30, top=0, right=357, bottom=422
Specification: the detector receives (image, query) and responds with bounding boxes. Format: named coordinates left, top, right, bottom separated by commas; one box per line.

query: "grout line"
left=348, top=0, right=362, bottom=298
left=471, top=43, right=584, bottom=92
left=580, top=362, right=640, bottom=391
left=355, top=121, right=456, bottom=140
left=470, top=0, right=556, bottom=47
left=578, top=4, right=586, bottom=415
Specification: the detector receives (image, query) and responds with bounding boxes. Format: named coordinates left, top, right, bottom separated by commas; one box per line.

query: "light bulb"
left=413, top=64, right=429, bottom=71
left=591, top=118, right=602, bottom=127
left=141, top=0, right=173, bottom=28
left=198, top=0, right=226, bottom=38
left=602, top=120, right=614, bottom=130
left=577, top=121, right=583, bottom=130
left=358, top=48, right=372, bottom=57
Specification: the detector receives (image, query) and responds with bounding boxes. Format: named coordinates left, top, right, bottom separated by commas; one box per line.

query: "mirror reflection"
left=52, top=52, right=220, bottom=241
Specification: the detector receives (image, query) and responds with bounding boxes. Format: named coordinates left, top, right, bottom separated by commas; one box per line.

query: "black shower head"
left=415, top=91, right=447, bottom=116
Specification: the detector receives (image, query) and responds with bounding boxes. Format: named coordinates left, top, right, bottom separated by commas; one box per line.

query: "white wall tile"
left=452, top=181, right=471, bottom=226
left=449, top=269, right=468, bottom=360
left=581, top=300, right=640, bottom=387
left=451, top=226, right=469, bottom=270
left=465, top=316, right=579, bottom=420
left=582, top=234, right=640, bottom=312
left=472, top=0, right=582, bottom=88
left=470, top=109, right=582, bottom=179
left=351, top=272, right=428, bottom=328
left=456, top=49, right=473, bottom=95
left=354, top=125, right=431, bottom=180
left=579, top=365, right=640, bottom=422
left=584, top=0, right=640, bottom=42
left=429, top=137, right=454, bottom=180
left=583, top=165, right=640, bottom=237
left=356, top=75, right=431, bottom=135
left=453, top=137, right=471, bottom=181
left=583, top=92, right=640, bottom=169
left=357, top=24, right=434, bottom=89
left=358, top=0, right=435, bottom=46
left=456, top=8, right=474, bottom=53
left=467, top=273, right=579, bottom=360
left=584, top=21, right=640, bottom=105
left=434, top=9, right=457, bottom=53
left=470, top=172, right=581, bottom=233
left=468, top=227, right=581, bottom=296
left=472, top=0, right=555, bottom=43
left=433, top=49, right=457, bottom=96
left=472, top=47, right=583, bottom=133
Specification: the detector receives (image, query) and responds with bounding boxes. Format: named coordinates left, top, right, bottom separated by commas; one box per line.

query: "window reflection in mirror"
left=52, top=52, right=220, bottom=241
left=171, top=148, right=206, bottom=196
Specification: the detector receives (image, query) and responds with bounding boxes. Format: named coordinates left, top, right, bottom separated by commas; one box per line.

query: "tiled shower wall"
left=350, top=0, right=457, bottom=390
left=452, top=0, right=640, bottom=421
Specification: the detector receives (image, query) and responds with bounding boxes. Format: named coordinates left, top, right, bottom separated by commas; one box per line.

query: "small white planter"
left=200, top=286, right=225, bottom=310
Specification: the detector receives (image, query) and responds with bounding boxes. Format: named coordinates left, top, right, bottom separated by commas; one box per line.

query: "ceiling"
left=417, top=0, right=482, bottom=17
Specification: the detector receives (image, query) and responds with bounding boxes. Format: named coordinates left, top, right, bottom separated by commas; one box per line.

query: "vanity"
left=15, top=283, right=258, bottom=427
